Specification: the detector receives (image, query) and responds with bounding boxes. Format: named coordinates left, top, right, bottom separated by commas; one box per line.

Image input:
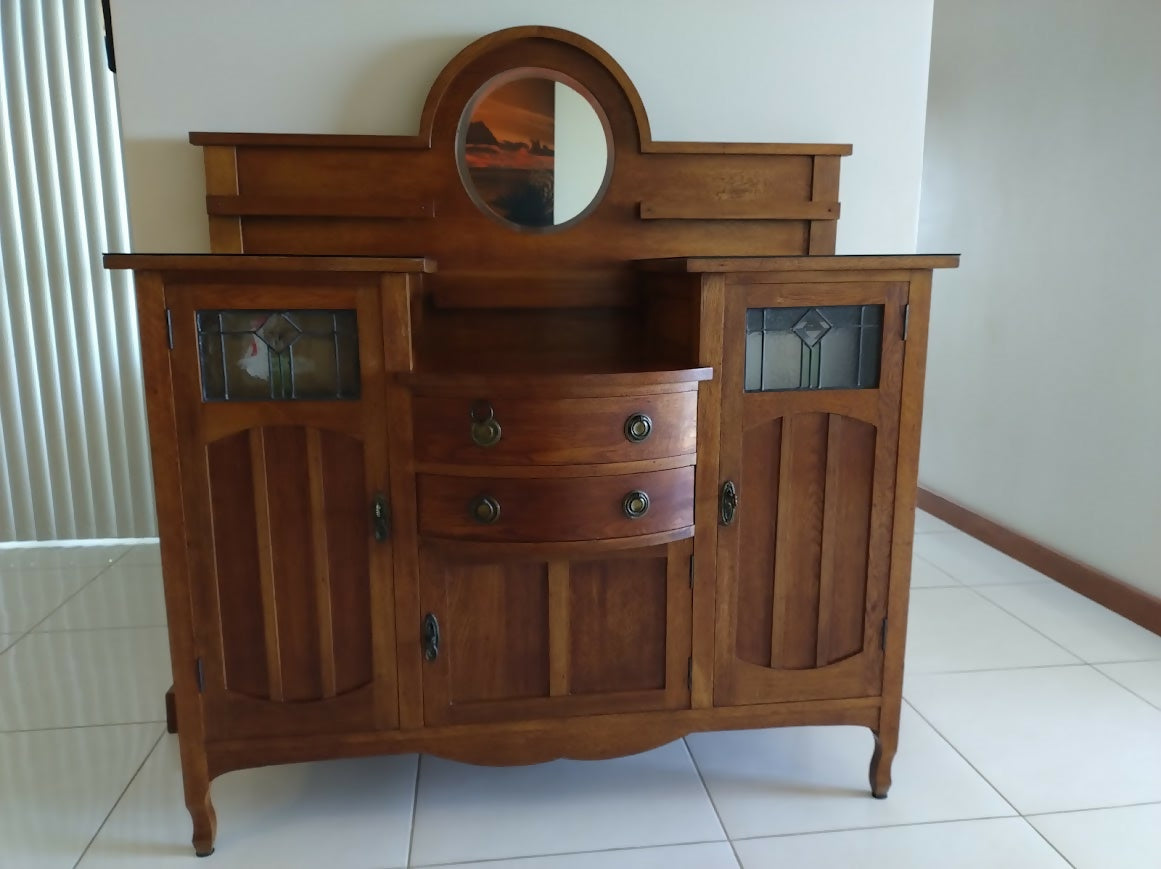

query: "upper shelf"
left=188, top=131, right=853, bottom=156
left=103, top=254, right=436, bottom=273
left=636, top=255, right=961, bottom=272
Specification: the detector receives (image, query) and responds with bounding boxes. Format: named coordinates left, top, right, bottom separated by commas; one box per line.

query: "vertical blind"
left=0, top=0, right=154, bottom=541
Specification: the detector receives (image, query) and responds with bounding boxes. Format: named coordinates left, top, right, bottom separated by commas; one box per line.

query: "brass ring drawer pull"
left=469, top=495, right=501, bottom=525
left=469, top=400, right=502, bottom=448
left=622, top=490, right=651, bottom=519
left=624, top=412, right=653, bottom=443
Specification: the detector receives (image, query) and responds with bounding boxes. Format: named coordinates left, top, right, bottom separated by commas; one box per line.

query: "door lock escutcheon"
left=422, top=612, right=441, bottom=661
left=371, top=493, right=390, bottom=541
left=719, top=480, right=738, bottom=526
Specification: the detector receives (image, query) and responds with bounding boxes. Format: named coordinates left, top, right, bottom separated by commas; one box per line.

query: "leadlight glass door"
left=715, top=279, right=907, bottom=705
left=165, top=282, right=397, bottom=739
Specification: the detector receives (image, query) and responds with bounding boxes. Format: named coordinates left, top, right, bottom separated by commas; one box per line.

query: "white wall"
left=918, top=0, right=1161, bottom=595
left=110, top=0, right=934, bottom=254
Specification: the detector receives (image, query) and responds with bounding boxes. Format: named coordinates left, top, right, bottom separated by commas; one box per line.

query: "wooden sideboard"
left=106, top=26, right=956, bottom=857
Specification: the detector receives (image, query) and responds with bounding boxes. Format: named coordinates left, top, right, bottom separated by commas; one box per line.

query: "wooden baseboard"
left=917, top=488, right=1161, bottom=637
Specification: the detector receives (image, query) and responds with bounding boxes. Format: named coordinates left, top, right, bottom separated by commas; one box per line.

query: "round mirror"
left=457, top=70, right=613, bottom=230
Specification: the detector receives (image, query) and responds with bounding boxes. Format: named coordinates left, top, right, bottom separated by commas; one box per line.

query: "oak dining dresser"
left=105, top=25, right=957, bottom=856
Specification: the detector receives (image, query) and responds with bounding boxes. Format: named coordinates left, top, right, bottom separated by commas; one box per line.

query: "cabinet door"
left=715, top=280, right=907, bottom=705
left=419, top=541, right=692, bottom=726
left=167, top=283, right=396, bottom=739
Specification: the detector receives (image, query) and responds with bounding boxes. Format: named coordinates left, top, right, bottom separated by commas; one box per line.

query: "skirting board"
left=917, top=488, right=1161, bottom=638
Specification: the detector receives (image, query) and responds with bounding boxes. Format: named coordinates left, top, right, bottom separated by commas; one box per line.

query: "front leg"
left=868, top=727, right=897, bottom=799
left=189, top=780, right=218, bottom=857
left=178, top=736, right=218, bottom=856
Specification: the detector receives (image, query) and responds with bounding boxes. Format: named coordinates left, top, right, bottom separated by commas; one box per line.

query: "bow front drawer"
left=416, top=466, right=694, bottom=543
left=412, top=392, right=697, bottom=465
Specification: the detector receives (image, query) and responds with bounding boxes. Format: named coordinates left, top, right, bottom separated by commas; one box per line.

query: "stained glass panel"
left=196, top=310, right=360, bottom=401
left=744, top=305, right=882, bottom=392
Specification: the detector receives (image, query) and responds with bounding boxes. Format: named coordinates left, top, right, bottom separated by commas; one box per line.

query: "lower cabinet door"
left=715, top=280, right=909, bottom=705
left=419, top=540, right=693, bottom=726
left=166, top=284, right=398, bottom=740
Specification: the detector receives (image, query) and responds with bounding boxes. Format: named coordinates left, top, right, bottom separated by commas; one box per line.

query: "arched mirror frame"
left=418, top=28, right=652, bottom=240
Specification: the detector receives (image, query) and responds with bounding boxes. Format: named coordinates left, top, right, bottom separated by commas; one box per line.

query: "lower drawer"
left=417, top=466, right=695, bottom=543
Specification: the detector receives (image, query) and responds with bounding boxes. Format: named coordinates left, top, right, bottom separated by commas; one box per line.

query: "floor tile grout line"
left=11, top=556, right=128, bottom=638
left=1024, top=818, right=1079, bottom=868
left=682, top=736, right=745, bottom=867
left=406, top=754, right=422, bottom=868
left=908, top=661, right=1091, bottom=678
left=900, top=697, right=1025, bottom=818
left=1084, top=663, right=1161, bottom=713
left=0, top=718, right=168, bottom=734
left=898, top=701, right=1083, bottom=869
left=0, top=561, right=121, bottom=658
left=912, top=553, right=964, bottom=586
left=907, top=675, right=1161, bottom=828
left=0, top=621, right=171, bottom=669
left=408, top=838, right=735, bottom=868
left=1023, top=798, right=1161, bottom=818
left=29, top=623, right=170, bottom=635
left=914, top=537, right=1058, bottom=589
left=956, top=581, right=1090, bottom=663
left=71, top=726, right=167, bottom=869
left=912, top=558, right=1161, bottom=666
left=725, top=813, right=1035, bottom=843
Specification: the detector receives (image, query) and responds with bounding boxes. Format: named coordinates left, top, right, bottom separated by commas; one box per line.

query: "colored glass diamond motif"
left=791, top=308, right=832, bottom=347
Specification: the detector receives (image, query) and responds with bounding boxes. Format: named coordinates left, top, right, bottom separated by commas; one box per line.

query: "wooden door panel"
left=443, top=558, right=551, bottom=705
left=199, top=423, right=380, bottom=737
left=734, top=417, right=779, bottom=668
left=421, top=541, right=691, bottom=726
left=205, top=431, right=268, bottom=698
left=741, top=412, right=878, bottom=671
left=817, top=414, right=876, bottom=664
left=716, top=282, right=905, bottom=706
left=770, top=412, right=828, bottom=670
left=569, top=556, right=669, bottom=694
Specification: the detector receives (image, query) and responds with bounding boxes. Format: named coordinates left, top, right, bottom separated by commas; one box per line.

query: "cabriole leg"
left=179, top=739, right=217, bottom=856
left=189, top=781, right=218, bottom=857
left=869, top=727, right=897, bottom=799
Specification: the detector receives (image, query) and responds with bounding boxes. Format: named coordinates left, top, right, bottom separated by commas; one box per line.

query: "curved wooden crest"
left=190, top=26, right=851, bottom=305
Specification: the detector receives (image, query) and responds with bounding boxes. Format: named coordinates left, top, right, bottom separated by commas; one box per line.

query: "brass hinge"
left=689, top=554, right=695, bottom=589
left=195, top=657, right=205, bottom=693
left=686, top=656, right=693, bottom=691
left=902, top=304, right=911, bottom=341
left=881, top=617, right=888, bottom=651
left=165, top=308, right=174, bottom=350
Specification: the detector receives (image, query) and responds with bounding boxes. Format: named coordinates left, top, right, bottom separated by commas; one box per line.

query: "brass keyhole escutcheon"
left=469, top=400, right=502, bottom=447
left=624, top=412, right=653, bottom=443
left=422, top=613, right=440, bottom=661
left=469, top=495, right=501, bottom=525
left=622, top=490, right=651, bottom=519
left=719, top=480, right=738, bottom=526
left=371, top=493, right=389, bottom=542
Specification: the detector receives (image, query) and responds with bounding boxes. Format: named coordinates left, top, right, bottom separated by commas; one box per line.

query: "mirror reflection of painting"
left=461, top=76, right=609, bottom=229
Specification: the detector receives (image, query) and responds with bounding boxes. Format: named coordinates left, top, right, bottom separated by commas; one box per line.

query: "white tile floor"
left=0, top=517, right=1158, bottom=868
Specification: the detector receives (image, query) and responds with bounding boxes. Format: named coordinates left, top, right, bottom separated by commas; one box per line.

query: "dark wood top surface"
left=636, top=255, right=960, bottom=272
left=188, top=130, right=852, bottom=156
left=103, top=254, right=436, bottom=273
